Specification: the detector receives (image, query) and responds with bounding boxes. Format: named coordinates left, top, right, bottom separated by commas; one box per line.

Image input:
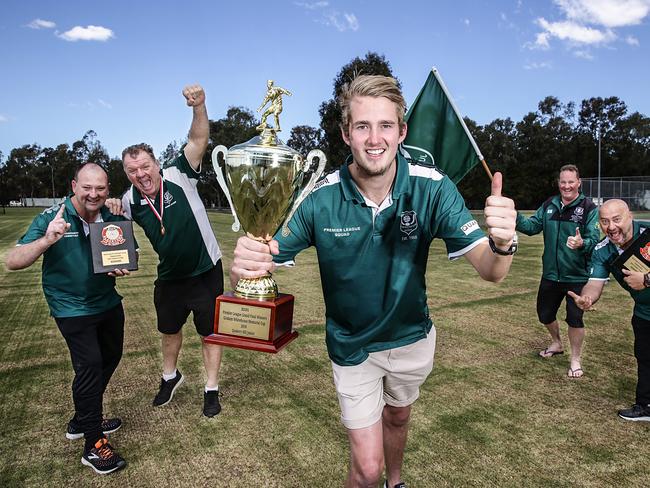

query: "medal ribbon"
left=144, top=178, right=165, bottom=234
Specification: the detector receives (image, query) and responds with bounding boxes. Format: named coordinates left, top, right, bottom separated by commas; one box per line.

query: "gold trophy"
left=204, top=81, right=326, bottom=353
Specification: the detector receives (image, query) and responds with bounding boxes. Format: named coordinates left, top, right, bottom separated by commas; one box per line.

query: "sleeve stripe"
left=448, top=236, right=488, bottom=260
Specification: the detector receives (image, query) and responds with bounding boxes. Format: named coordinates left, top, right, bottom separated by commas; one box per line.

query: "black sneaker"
left=384, top=481, right=407, bottom=488
left=81, top=437, right=126, bottom=475
left=152, top=370, right=184, bottom=407
left=66, top=417, right=123, bottom=440
left=203, top=390, right=222, bottom=418
left=618, top=403, right=650, bottom=422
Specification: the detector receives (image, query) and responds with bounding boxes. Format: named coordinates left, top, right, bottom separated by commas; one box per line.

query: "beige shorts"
left=331, top=328, right=436, bottom=430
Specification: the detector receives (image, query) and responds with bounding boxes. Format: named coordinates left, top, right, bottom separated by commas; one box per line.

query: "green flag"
left=401, top=68, right=484, bottom=183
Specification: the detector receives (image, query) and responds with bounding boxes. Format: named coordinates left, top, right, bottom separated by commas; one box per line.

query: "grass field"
left=1, top=207, right=649, bottom=487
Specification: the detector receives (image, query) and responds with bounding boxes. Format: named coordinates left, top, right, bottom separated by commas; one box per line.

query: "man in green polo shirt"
left=6, top=163, right=131, bottom=475
left=230, top=75, right=518, bottom=488
left=516, top=164, right=599, bottom=378
left=569, top=199, right=650, bottom=421
left=108, top=84, right=225, bottom=418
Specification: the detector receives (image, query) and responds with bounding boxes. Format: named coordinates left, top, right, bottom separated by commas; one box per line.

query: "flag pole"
left=431, top=67, right=493, bottom=181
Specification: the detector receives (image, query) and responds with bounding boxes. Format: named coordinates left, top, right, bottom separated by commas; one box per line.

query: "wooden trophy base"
left=203, top=292, right=297, bottom=353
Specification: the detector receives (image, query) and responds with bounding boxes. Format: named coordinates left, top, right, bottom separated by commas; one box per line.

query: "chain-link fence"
left=582, top=177, right=650, bottom=210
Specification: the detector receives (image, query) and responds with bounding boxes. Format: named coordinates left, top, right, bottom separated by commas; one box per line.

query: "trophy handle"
left=281, top=149, right=327, bottom=237
left=212, top=145, right=241, bottom=232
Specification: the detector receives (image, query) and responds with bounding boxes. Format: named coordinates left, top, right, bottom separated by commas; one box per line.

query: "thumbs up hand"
left=484, top=172, right=516, bottom=249
left=566, top=227, right=584, bottom=250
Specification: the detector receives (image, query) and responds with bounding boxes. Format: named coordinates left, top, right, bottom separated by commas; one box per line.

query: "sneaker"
left=618, top=403, right=650, bottom=422
left=66, top=417, right=123, bottom=440
left=81, top=437, right=126, bottom=475
left=384, top=481, right=407, bottom=488
left=152, top=370, right=184, bottom=407
left=203, top=390, right=222, bottom=418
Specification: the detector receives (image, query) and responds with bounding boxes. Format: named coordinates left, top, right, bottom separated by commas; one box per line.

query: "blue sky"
left=1, top=0, right=649, bottom=160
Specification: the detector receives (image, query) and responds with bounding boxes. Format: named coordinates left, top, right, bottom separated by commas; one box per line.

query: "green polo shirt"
left=274, top=154, right=486, bottom=366
left=17, top=197, right=126, bottom=318
left=122, top=150, right=222, bottom=281
left=590, top=220, right=650, bottom=320
left=516, top=193, right=599, bottom=283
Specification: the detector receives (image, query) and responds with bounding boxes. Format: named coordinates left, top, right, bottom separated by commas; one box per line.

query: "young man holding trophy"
left=107, top=85, right=225, bottom=418
left=230, top=75, right=518, bottom=488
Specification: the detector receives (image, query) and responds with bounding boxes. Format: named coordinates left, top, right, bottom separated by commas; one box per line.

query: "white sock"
left=205, top=385, right=219, bottom=393
left=162, top=370, right=177, bottom=381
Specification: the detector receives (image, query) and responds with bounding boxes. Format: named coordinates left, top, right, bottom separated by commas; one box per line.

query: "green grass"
left=1, top=207, right=649, bottom=487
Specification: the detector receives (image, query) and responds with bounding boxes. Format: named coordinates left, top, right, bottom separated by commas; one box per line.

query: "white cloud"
left=322, top=11, right=359, bottom=31
left=97, top=98, right=112, bottom=109
left=27, top=18, right=56, bottom=29
left=573, top=49, right=594, bottom=59
left=57, top=25, right=114, bottom=42
left=0, top=114, right=8, bottom=123
left=626, top=35, right=640, bottom=45
left=524, top=61, right=553, bottom=70
left=554, top=0, right=650, bottom=28
left=537, top=18, right=615, bottom=44
left=294, top=1, right=328, bottom=9
left=529, top=0, right=649, bottom=50
left=532, top=32, right=551, bottom=49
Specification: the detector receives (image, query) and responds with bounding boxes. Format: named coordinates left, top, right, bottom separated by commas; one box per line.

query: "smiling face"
left=599, top=199, right=634, bottom=247
left=341, top=95, right=407, bottom=179
left=123, top=150, right=161, bottom=198
left=71, top=164, right=109, bottom=220
left=558, top=169, right=581, bottom=204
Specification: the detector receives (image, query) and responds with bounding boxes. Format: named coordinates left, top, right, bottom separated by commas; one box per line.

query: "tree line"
left=1, top=52, right=648, bottom=210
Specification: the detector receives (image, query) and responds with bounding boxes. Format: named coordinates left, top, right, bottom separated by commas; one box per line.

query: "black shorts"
left=153, top=261, right=224, bottom=336
left=536, top=278, right=586, bottom=328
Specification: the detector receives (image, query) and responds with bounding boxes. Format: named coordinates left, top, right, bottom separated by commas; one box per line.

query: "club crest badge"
left=100, top=224, right=126, bottom=246
left=163, top=191, right=174, bottom=205
left=570, top=206, right=584, bottom=223
left=641, top=242, right=650, bottom=261
left=400, top=211, right=418, bottom=236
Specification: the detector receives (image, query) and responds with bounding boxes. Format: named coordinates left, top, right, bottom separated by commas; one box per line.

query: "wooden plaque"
left=203, top=292, right=297, bottom=353
left=612, top=228, right=650, bottom=274
left=89, top=221, right=138, bottom=274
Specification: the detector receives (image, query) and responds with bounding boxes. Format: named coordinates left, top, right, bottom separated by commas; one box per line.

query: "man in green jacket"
left=516, top=164, right=599, bottom=378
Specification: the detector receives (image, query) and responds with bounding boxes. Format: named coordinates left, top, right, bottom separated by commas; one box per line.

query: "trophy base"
left=204, top=292, right=297, bottom=353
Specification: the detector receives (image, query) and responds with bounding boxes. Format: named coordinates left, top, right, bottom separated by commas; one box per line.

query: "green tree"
left=202, top=106, right=260, bottom=208
left=4, top=144, right=44, bottom=201
left=287, top=125, right=324, bottom=157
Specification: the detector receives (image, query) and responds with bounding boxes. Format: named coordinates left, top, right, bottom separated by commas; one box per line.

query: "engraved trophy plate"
left=204, top=81, right=326, bottom=353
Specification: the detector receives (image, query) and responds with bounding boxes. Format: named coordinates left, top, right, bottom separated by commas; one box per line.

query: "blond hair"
left=338, top=75, right=406, bottom=135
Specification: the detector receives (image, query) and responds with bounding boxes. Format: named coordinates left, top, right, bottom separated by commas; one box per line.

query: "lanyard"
left=144, top=178, right=165, bottom=235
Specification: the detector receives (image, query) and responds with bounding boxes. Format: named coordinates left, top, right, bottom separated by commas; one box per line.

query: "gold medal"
left=161, top=225, right=165, bottom=235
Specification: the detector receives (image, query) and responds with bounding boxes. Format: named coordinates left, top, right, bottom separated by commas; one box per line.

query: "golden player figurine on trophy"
left=256, top=80, right=291, bottom=134
left=204, top=81, right=326, bottom=353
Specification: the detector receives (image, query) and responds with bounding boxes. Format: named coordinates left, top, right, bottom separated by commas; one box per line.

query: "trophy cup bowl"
left=205, top=124, right=326, bottom=353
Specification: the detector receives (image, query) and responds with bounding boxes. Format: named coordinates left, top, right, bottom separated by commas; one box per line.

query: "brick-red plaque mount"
left=203, top=292, right=297, bottom=353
